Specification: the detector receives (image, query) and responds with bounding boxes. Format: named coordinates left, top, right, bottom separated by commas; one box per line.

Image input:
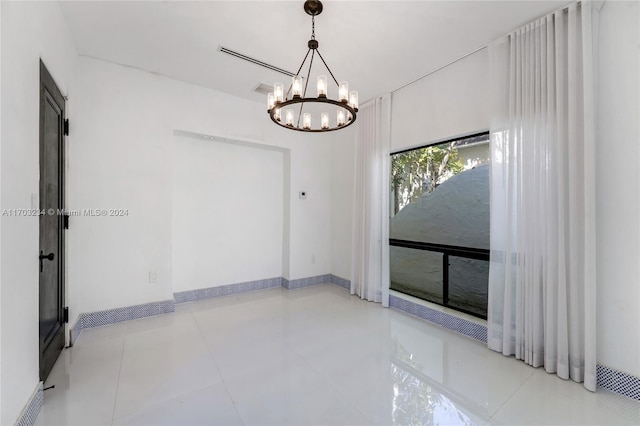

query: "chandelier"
left=267, top=0, right=358, bottom=132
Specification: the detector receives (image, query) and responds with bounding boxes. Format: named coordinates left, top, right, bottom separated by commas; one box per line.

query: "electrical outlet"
left=149, top=271, right=158, bottom=283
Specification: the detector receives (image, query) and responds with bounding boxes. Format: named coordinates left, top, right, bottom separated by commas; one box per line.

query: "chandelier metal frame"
left=267, top=0, right=358, bottom=133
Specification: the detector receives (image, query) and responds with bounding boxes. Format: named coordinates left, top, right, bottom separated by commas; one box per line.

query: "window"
left=389, top=133, right=490, bottom=318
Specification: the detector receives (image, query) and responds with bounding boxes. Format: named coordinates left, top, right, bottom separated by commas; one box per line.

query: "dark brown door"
left=39, top=60, right=66, bottom=381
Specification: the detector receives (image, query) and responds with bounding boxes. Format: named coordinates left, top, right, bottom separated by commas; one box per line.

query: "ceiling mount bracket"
left=303, top=0, right=323, bottom=16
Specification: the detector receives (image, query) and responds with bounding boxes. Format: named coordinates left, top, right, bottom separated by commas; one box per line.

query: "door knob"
left=40, top=251, right=55, bottom=261
left=39, top=250, right=55, bottom=272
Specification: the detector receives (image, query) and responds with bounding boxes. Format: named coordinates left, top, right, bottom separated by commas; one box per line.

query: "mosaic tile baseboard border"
left=282, top=274, right=331, bottom=290
left=16, top=382, right=43, bottom=426
left=329, top=274, right=350, bottom=290
left=597, top=364, right=640, bottom=401
left=70, top=299, right=175, bottom=344
left=174, top=277, right=282, bottom=303
left=389, top=294, right=488, bottom=343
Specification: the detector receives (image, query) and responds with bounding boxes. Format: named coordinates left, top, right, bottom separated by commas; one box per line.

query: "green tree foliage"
left=391, top=142, right=464, bottom=215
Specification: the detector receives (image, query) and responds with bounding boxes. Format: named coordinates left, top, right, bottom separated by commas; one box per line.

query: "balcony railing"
left=389, top=238, right=490, bottom=319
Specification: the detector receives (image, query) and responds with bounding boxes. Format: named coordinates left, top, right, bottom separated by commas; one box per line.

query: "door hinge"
left=63, top=119, right=69, bottom=136
left=63, top=213, right=70, bottom=230
left=63, top=307, right=69, bottom=324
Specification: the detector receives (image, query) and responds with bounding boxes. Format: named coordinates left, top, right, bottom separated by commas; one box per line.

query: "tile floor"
left=36, top=284, right=639, bottom=425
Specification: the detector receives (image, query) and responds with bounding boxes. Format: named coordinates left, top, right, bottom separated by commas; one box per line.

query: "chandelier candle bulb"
left=337, top=110, right=346, bottom=126
left=292, top=76, right=303, bottom=98
left=321, top=112, right=329, bottom=129
left=349, top=91, right=359, bottom=110
left=338, top=81, right=349, bottom=102
left=274, top=108, right=281, bottom=122
left=303, top=113, right=311, bottom=129
left=285, top=109, right=294, bottom=126
left=267, top=92, right=275, bottom=110
left=274, top=83, right=284, bottom=103
left=317, top=75, right=327, bottom=98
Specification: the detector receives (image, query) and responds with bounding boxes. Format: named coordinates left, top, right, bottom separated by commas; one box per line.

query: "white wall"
left=69, top=56, right=333, bottom=322
left=283, top=131, right=332, bottom=280
left=172, top=134, right=284, bottom=291
left=595, top=0, right=640, bottom=377
left=69, top=57, right=175, bottom=316
left=0, top=1, right=77, bottom=424
left=329, top=126, right=356, bottom=281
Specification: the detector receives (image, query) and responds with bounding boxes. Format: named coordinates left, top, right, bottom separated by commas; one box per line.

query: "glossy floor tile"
left=36, top=284, right=639, bottom=425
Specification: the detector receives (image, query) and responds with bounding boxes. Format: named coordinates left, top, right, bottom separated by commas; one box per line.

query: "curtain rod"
left=391, top=44, right=487, bottom=94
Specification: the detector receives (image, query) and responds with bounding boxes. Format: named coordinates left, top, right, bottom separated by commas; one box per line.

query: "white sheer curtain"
left=488, top=2, right=598, bottom=391
left=351, top=94, right=391, bottom=306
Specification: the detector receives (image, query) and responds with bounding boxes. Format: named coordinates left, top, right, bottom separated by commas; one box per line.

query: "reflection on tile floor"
left=36, top=284, right=639, bottom=425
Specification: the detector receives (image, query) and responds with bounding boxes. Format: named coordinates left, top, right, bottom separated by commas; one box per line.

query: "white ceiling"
left=59, top=0, right=570, bottom=104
